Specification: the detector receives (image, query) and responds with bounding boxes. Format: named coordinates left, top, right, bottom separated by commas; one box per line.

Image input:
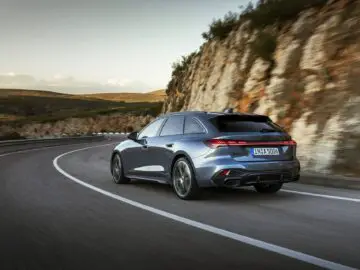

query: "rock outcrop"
left=163, top=0, right=360, bottom=177
left=0, top=113, right=154, bottom=139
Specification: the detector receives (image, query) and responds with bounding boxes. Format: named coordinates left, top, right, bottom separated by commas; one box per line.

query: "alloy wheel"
left=112, top=154, right=122, bottom=183
left=173, top=160, right=192, bottom=197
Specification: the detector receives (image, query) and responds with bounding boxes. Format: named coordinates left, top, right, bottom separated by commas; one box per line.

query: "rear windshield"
left=209, top=115, right=282, bottom=133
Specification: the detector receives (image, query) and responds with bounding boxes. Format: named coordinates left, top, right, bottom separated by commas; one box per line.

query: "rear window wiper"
left=259, top=128, right=277, bottom=133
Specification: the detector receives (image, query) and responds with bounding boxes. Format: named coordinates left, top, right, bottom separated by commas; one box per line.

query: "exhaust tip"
left=224, top=179, right=237, bottom=187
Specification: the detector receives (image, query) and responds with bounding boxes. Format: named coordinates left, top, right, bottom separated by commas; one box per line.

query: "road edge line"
left=53, top=144, right=356, bottom=270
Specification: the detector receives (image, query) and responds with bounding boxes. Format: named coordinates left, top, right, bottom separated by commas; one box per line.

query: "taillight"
left=219, top=169, right=231, bottom=176
left=205, top=139, right=247, bottom=148
left=283, top=140, right=297, bottom=146
left=205, top=139, right=297, bottom=148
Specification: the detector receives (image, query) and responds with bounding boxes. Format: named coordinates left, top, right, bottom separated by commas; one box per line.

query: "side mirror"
left=127, top=131, right=139, bottom=141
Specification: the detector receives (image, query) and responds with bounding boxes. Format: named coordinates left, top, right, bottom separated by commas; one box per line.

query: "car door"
left=144, top=115, right=185, bottom=181
left=124, top=117, right=165, bottom=177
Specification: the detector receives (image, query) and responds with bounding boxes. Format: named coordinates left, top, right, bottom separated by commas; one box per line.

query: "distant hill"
left=0, top=88, right=164, bottom=125
left=82, top=89, right=166, bottom=103
left=0, top=88, right=70, bottom=98
left=0, top=88, right=166, bottom=101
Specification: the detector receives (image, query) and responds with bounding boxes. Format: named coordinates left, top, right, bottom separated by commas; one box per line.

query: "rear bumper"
left=211, top=169, right=300, bottom=188
left=193, top=157, right=300, bottom=188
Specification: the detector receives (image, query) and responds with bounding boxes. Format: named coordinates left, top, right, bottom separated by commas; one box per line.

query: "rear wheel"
left=254, top=183, right=282, bottom=194
left=111, top=153, right=130, bottom=184
left=172, top=157, right=200, bottom=200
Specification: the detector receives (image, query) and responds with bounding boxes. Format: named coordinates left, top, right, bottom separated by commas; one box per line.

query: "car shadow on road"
left=129, top=180, right=295, bottom=203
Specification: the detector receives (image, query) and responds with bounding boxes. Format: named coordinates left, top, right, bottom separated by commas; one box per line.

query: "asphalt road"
left=1, top=138, right=360, bottom=270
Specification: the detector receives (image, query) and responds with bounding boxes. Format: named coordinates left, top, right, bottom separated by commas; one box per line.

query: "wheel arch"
left=170, top=151, right=197, bottom=179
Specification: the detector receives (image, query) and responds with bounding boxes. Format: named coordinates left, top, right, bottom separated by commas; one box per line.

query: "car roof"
left=159, top=111, right=264, bottom=119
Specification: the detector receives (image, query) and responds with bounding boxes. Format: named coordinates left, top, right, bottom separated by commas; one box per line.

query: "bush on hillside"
left=171, top=52, right=197, bottom=78
left=201, top=0, right=327, bottom=41
left=251, top=31, right=277, bottom=61
left=0, top=131, right=24, bottom=141
left=202, top=11, right=239, bottom=41
left=242, top=0, right=327, bottom=30
left=126, top=126, right=134, bottom=133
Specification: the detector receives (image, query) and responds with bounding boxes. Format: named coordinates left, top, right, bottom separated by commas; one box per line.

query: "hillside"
left=82, top=89, right=166, bottom=102
left=0, top=88, right=69, bottom=98
left=163, top=0, right=360, bottom=177
left=0, top=88, right=163, bottom=125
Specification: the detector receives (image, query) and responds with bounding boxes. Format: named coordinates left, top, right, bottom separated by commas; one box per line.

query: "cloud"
left=0, top=73, right=152, bottom=94
left=106, top=78, right=131, bottom=87
left=0, top=73, right=37, bottom=85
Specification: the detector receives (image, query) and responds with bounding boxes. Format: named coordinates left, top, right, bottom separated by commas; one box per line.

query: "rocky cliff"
left=163, top=0, right=360, bottom=177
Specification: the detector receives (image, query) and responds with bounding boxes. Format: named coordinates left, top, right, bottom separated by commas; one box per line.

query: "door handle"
left=166, top=143, right=173, bottom=148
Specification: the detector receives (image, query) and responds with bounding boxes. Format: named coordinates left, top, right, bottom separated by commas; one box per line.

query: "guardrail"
left=0, top=135, right=106, bottom=147
left=92, top=132, right=130, bottom=136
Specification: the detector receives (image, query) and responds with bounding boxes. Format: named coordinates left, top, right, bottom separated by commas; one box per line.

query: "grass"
left=0, top=88, right=164, bottom=126
left=83, top=89, right=166, bottom=103
left=0, top=88, right=69, bottom=98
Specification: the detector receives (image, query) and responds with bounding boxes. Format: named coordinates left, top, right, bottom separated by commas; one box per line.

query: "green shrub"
left=201, top=0, right=327, bottom=41
left=0, top=131, right=24, bottom=140
left=171, top=52, right=197, bottom=77
left=167, top=52, right=196, bottom=97
left=242, top=0, right=327, bottom=30
left=126, top=126, right=134, bottom=133
left=202, top=11, right=239, bottom=41
left=250, top=31, right=277, bottom=61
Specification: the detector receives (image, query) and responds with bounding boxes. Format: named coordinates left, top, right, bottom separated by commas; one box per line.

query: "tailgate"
left=208, top=133, right=296, bottom=162
left=207, top=114, right=296, bottom=162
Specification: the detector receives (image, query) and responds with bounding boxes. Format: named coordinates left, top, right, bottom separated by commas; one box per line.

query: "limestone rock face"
left=163, top=0, right=360, bottom=177
left=272, top=40, right=302, bottom=77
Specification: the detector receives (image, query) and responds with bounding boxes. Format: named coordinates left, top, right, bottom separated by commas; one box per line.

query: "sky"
left=0, top=0, right=253, bottom=93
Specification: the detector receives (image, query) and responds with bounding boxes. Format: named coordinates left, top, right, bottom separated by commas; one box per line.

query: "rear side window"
left=209, top=115, right=282, bottom=133
left=184, top=117, right=205, bottom=134
left=160, top=116, right=185, bottom=136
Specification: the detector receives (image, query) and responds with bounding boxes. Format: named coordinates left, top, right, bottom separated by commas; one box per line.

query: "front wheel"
left=254, top=183, right=283, bottom=194
left=111, top=153, right=130, bottom=184
left=172, top=157, right=200, bottom=200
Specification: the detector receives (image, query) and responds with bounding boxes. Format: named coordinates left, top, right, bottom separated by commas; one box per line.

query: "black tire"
left=171, top=157, right=200, bottom=200
left=111, top=153, right=130, bottom=184
left=254, top=183, right=283, bottom=194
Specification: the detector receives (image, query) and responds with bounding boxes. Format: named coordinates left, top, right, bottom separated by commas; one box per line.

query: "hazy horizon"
left=0, top=0, right=253, bottom=94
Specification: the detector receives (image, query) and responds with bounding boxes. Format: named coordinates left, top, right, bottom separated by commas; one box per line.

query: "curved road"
left=1, top=139, right=360, bottom=270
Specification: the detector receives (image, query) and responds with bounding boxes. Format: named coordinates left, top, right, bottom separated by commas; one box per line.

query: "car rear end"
left=193, top=113, right=300, bottom=188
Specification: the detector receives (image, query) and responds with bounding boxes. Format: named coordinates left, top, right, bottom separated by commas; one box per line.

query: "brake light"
left=284, top=140, right=297, bottom=146
left=219, top=169, right=231, bottom=176
left=205, top=139, right=297, bottom=148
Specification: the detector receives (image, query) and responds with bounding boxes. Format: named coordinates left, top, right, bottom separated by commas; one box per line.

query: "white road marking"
left=53, top=145, right=357, bottom=270
left=282, top=189, right=360, bottom=203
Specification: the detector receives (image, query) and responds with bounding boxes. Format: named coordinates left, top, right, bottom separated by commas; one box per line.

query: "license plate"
left=253, top=148, right=280, bottom=156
